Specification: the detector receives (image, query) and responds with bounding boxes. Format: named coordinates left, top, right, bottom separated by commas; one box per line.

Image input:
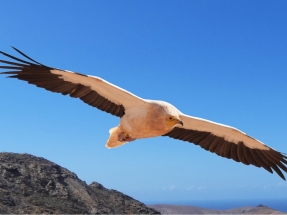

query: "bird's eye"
left=169, top=117, right=173, bottom=120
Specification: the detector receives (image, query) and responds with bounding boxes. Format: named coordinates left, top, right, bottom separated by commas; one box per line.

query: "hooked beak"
left=178, top=119, right=183, bottom=126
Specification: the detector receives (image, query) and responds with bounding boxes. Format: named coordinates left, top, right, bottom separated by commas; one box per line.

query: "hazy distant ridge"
left=149, top=204, right=285, bottom=214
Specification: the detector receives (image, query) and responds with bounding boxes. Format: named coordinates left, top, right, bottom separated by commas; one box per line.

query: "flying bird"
left=1, top=47, right=287, bottom=180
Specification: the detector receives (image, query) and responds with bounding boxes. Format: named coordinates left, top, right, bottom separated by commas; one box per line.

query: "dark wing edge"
left=163, top=127, right=287, bottom=180
left=0, top=47, right=125, bottom=117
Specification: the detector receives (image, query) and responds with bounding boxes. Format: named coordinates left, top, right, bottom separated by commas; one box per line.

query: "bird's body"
left=107, top=100, right=181, bottom=148
left=1, top=47, right=286, bottom=180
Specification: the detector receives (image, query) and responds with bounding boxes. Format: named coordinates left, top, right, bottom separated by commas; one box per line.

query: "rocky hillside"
left=0, top=152, right=159, bottom=214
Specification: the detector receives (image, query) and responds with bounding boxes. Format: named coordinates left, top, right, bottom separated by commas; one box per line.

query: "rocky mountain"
left=0, top=152, right=159, bottom=214
left=149, top=204, right=285, bottom=214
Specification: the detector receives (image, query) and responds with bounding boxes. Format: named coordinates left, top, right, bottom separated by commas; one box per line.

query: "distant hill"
left=243, top=204, right=286, bottom=214
left=149, top=204, right=285, bottom=214
left=0, top=152, right=159, bottom=214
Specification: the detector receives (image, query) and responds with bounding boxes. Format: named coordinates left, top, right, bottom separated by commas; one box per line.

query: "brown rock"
left=0, top=152, right=160, bottom=214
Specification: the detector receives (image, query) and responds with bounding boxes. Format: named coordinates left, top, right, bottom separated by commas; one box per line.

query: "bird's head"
left=159, top=101, right=183, bottom=128
left=150, top=100, right=183, bottom=128
left=166, top=115, right=183, bottom=127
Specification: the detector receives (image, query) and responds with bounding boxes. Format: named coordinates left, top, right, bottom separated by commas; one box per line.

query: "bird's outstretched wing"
left=163, top=113, right=287, bottom=180
left=0, top=47, right=146, bottom=117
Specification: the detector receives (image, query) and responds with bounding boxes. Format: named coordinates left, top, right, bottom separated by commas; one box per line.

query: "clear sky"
left=0, top=0, right=287, bottom=205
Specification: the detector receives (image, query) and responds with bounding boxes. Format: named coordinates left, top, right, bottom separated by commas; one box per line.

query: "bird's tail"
left=105, top=126, right=128, bottom=149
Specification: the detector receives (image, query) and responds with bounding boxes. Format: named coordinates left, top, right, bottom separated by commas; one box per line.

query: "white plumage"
left=1, top=47, right=286, bottom=180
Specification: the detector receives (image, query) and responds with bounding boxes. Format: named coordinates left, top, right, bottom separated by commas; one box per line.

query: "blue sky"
left=1, top=0, right=287, bottom=205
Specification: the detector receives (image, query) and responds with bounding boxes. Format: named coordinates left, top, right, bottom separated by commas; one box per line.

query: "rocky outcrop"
left=0, top=152, right=160, bottom=214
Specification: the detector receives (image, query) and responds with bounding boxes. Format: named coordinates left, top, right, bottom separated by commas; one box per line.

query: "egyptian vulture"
left=1, top=47, right=287, bottom=180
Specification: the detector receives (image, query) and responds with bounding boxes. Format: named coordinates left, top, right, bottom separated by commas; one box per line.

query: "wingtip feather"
left=10, top=47, right=45, bottom=66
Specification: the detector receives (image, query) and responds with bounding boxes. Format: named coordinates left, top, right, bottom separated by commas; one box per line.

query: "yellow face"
left=166, top=116, right=183, bottom=128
